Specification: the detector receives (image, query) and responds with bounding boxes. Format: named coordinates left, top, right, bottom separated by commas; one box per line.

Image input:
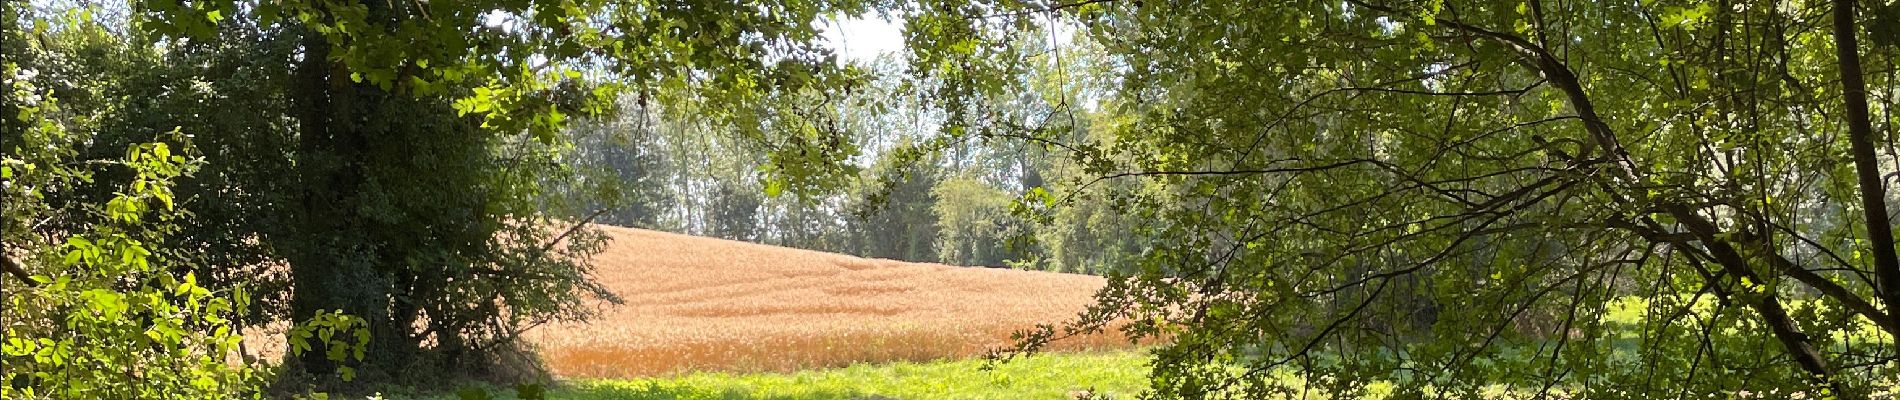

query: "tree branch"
left=975, top=0, right=1121, bottom=20
left=1346, top=0, right=1858, bottom=388
left=535, top=209, right=610, bottom=255
left=1666, top=204, right=1841, bottom=390
left=3, top=254, right=34, bottom=286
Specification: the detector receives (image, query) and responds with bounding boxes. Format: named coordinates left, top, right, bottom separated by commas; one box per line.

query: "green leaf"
left=763, top=181, right=785, bottom=198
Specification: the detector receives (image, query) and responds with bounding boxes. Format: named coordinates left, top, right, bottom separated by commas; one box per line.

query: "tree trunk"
left=286, top=29, right=417, bottom=377
left=1831, top=0, right=1900, bottom=319
left=288, top=31, right=337, bottom=375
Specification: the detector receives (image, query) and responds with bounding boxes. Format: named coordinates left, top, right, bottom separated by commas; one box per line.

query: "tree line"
left=547, top=55, right=1145, bottom=272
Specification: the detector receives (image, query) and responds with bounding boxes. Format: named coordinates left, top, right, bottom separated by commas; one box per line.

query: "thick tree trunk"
left=1831, top=0, right=1900, bottom=319
left=288, top=31, right=337, bottom=374
left=286, top=30, right=417, bottom=377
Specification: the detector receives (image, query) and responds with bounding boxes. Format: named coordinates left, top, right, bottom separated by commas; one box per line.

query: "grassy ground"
left=408, top=350, right=1150, bottom=400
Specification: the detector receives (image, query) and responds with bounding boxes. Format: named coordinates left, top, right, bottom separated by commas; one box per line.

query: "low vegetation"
left=403, top=351, right=1151, bottom=400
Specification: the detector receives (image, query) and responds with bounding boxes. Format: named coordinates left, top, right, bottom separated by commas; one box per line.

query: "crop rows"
left=526, top=226, right=1134, bottom=378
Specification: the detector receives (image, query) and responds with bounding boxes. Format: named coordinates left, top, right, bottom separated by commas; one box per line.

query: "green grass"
left=408, top=350, right=1150, bottom=400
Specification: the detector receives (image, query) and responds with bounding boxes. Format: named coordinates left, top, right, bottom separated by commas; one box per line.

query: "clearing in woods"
left=527, top=225, right=1134, bottom=378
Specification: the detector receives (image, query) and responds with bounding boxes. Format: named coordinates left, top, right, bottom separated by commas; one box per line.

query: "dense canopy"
left=926, top=0, right=1900, bottom=397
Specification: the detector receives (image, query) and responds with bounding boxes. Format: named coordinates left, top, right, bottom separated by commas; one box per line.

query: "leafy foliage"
left=1, top=60, right=257, bottom=398
left=933, top=175, right=1024, bottom=266
left=902, top=0, right=1900, bottom=397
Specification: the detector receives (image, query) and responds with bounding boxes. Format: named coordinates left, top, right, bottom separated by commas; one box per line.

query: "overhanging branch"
left=3, top=255, right=33, bottom=286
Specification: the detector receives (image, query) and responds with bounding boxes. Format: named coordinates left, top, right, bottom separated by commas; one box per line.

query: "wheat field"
left=525, top=225, right=1132, bottom=379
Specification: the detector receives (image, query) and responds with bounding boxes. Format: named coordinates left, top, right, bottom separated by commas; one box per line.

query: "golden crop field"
left=525, top=225, right=1133, bottom=379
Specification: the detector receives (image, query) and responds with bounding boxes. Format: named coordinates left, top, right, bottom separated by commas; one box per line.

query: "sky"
left=819, top=15, right=1078, bottom=64
left=28, top=0, right=913, bottom=66
left=819, top=16, right=908, bottom=65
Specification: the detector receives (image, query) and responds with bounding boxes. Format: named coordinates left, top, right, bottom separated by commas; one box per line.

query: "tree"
left=552, top=97, right=673, bottom=229
left=124, top=0, right=881, bottom=380
left=847, top=146, right=946, bottom=262
left=933, top=174, right=1023, bottom=266
left=709, top=181, right=767, bottom=241
left=910, top=0, right=1899, bottom=396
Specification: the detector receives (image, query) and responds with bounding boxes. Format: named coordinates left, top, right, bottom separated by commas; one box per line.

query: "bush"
left=1, top=61, right=267, bottom=398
